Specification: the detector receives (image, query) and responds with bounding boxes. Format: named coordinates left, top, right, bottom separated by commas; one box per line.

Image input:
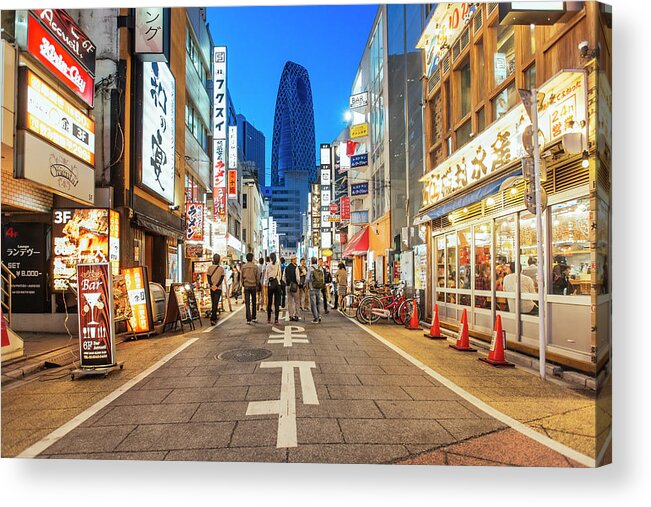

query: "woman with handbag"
left=264, top=252, right=282, bottom=324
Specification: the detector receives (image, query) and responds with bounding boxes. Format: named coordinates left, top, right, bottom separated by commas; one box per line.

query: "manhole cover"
left=216, top=348, right=273, bottom=362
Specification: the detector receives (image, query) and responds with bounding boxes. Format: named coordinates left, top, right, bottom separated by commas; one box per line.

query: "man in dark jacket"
left=241, top=252, right=260, bottom=324
left=282, top=255, right=300, bottom=321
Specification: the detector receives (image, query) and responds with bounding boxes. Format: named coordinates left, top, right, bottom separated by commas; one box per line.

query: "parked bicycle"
left=355, top=281, right=416, bottom=325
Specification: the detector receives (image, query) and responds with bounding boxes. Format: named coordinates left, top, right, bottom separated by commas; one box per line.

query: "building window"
left=435, top=235, right=446, bottom=297
left=456, top=119, right=472, bottom=149
left=551, top=198, right=590, bottom=296
left=474, top=222, right=491, bottom=309
left=243, top=193, right=248, bottom=209
left=458, top=59, right=471, bottom=118
left=524, top=63, right=536, bottom=91
left=476, top=107, right=485, bottom=133
left=492, top=81, right=517, bottom=121
left=370, top=16, right=384, bottom=93
left=475, top=40, right=485, bottom=95
left=457, top=227, right=472, bottom=306
left=519, top=211, right=540, bottom=314
left=493, top=24, right=515, bottom=87
left=495, top=214, right=516, bottom=312
left=445, top=233, right=456, bottom=303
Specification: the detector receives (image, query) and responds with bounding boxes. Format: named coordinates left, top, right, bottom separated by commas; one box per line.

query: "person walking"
left=282, top=255, right=301, bottom=321
left=230, top=263, right=242, bottom=304
left=241, top=253, right=260, bottom=324
left=257, top=257, right=265, bottom=312
left=323, top=264, right=333, bottom=312
left=279, top=257, right=287, bottom=309
left=298, top=258, right=308, bottom=311
left=334, top=263, right=348, bottom=310
left=206, top=253, right=225, bottom=325
left=264, top=253, right=282, bottom=324
left=306, top=257, right=324, bottom=323
left=318, top=259, right=330, bottom=314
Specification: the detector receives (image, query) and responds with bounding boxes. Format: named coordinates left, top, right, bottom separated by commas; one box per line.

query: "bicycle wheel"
left=357, top=296, right=384, bottom=324
left=341, top=294, right=358, bottom=318
left=392, top=299, right=409, bottom=325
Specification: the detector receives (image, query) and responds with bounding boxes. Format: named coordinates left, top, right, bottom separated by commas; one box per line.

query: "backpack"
left=324, top=271, right=332, bottom=284
left=311, top=267, right=324, bottom=289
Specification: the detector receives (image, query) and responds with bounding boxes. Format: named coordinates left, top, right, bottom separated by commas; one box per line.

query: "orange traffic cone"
left=405, top=299, right=420, bottom=330
left=449, top=308, right=476, bottom=352
left=479, top=315, right=515, bottom=367
left=424, top=304, right=445, bottom=339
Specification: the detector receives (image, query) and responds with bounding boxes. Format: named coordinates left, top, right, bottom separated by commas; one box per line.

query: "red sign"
left=228, top=169, right=237, bottom=199
left=185, top=202, right=204, bottom=241
left=329, top=202, right=339, bottom=214
left=213, top=155, right=226, bottom=223
left=77, top=263, right=116, bottom=367
left=27, top=14, right=95, bottom=107
left=32, top=9, right=97, bottom=76
left=340, top=231, right=348, bottom=245
left=1, top=310, right=9, bottom=348
left=340, top=197, right=351, bottom=221
left=123, top=266, right=153, bottom=335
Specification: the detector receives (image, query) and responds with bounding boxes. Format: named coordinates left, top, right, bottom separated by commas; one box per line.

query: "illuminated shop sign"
left=52, top=208, right=119, bottom=291
left=350, top=153, right=368, bottom=169
left=32, top=9, right=96, bottom=76
left=26, top=14, right=95, bottom=107
left=320, top=143, right=331, bottom=165
left=417, top=3, right=476, bottom=77
left=351, top=182, right=369, bottom=196
left=228, top=125, right=237, bottom=169
left=122, top=266, right=154, bottom=334
left=420, top=71, right=586, bottom=209
left=185, top=202, right=204, bottom=241
left=134, top=8, right=171, bottom=62
left=227, top=170, right=237, bottom=200
left=140, top=61, right=176, bottom=203
left=340, top=197, right=351, bottom=221
left=20, top=68, right=95, bottom=165
left=349, top=91, right=368, bottom=110
left=213, top=46, right=227, bottom=229
left=350, top=123, right=368, bottom=139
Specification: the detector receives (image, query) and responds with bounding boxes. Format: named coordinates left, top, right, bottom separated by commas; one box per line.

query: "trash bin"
left=149, top=282, right=167, bottom=324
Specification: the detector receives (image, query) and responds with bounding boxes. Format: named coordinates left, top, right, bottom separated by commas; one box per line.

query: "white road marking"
left=245, top=360, right=318, bottom=448
left=202, top=304, right=244, bottom=332
left=17, top=338, right=200, bottom=459
left=349, top=317, right=597, bottom=468
left=267, top=325, right=308, bottom=347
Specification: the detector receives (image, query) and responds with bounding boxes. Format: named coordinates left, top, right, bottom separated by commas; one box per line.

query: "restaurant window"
left=476, top=107, right=485, bottom=133
left=495, top=214, right=516, bottom=312
left=550, top=198, right=590, bottom=296
left=444, top=80, right=451, bottom=132
left=475, top=40, right=485, bottom=94
left=524, top=63, right=536, bottom=91
left=435, top=235, right=445, bottom=302
left=446, top=233, right=457, bottom=303
left=493, top=24, right=515, bottom=87
left=457, top=228, right=471, bottom=306
left=459, top=59, right=471, bottom=118
left=492, top=81, right=517, bottom=121
left=596, top=199, right=609, bottom=294
left=519, top=211, right=540, bottom=315
left=456, top=120, right=472, bottom=149
left=474, top=222, right=491, bottom=309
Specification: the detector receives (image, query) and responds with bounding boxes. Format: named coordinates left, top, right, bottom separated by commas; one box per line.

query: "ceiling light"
left=581, top=150, right=590, bottom=169
left=486, top=197, right=495, bottom=206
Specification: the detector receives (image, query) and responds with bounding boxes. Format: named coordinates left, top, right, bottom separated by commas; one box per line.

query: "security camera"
left=578, top=41, right=589, bottom=57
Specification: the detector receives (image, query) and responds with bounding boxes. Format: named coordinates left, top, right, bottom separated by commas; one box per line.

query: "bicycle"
left=356, top=282, right=416, bottom=325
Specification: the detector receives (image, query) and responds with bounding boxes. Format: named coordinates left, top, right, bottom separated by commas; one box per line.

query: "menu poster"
left=185, top=286, right=201, bottom=322
left=123, top=266, right=154, bottom=334
left=77, top=263, right=116, bottom=368
left=172, top=284, right=190, bottom=322
left=112, top=274, right=133, bottom=322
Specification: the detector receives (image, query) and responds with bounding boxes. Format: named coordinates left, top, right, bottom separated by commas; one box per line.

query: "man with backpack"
left=282, top=255, right=300, bottom=321
left=320, top=260, right=331, bottom=314
left=206, top=253, right=225, bottom=325
left=241, top=253, right=261, bottom=324
left=306, top=256, right=324, bottom=323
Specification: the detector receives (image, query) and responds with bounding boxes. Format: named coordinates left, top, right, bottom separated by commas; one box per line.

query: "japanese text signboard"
left=228, top=125, right=237, bottom=169
left=213, top=46, right=227, bottom=230
left=77, top=263, right=116, bottom=368
left=350, top=123, right=368, bottom=139
left=140, top=62, right=176, bottom=203
left=185, top=202, right=204, bottom=242
left=25, top=14, right=95, bottom=107
left=134, top=8, right=170, bottom=62
left=19, top=68, right=95, bottom=165
left=351, top=182, right=369, bottom=196
left=228, top=169, right=238, bottom=200
left=340, top=196, right=351, bottom=221
left=2, top=223, right=48, bottom=313
left=31, top=9, right=97, bottom=76
left=349, top=91, right=368, bottom=110
left=122, top=266, right=154, bottom=335
left=420, top=71, right=586, bottom=209
left=350, top=153, right=368, bottom=169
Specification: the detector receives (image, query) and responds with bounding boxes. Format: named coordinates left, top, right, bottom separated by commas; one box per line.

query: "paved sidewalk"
left=354, top=316, right=609, bottom=461
left=4, top=306, right=588, bottom=466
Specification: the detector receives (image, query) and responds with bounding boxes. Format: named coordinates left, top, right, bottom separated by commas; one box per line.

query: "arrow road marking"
left=267, top=325, right=309, bottom=348
left=245, top=360, right=318, bottom=448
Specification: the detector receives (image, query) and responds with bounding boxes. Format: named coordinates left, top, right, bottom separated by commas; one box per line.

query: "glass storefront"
left=431, top=195, right=592, bottom=350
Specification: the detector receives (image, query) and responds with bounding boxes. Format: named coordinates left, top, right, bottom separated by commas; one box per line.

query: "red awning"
left=342, top=226, right=369, bottom=257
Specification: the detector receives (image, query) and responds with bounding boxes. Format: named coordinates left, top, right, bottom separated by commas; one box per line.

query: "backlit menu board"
left=122, top=266, right=154, bottom=334
left=52, top=208, right=119, bottom=291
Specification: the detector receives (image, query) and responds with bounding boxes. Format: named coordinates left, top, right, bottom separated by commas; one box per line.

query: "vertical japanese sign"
left=77, top=263, right=116, bottom=368
left=134, top=8, right=170, bottom=62
left=228, top=170, right=237, bottom=199
left=123, top=266, right=153, bottom=334
left=213, top=46, right=227, bottom=231
left=228, top=125, right=237, bottom=169
left=340, top=196, right=351, bottom=221
left=140, top=62, right=176, bottom=203
left=109, top=210, right=120, bottom=276
left=185, top=202, right=204, bottom=241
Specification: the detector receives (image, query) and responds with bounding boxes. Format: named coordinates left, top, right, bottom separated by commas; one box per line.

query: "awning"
left=414, top=169, right=522, bottom=225
left=342, top=226, right=369, bottom=257
left=133, top=212, right=185, bottom=240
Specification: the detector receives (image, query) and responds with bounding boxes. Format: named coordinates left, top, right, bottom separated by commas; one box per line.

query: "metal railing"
left=1, top=262, right=15, bottom=327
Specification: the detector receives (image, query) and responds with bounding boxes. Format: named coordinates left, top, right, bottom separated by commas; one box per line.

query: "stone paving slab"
left=163, top=386, right=249, bottom=404
left=326, top=385, right=413, bottom=401
left=375, top=400, right=479, bottom=420
left=115, top=422, right=236, bottom=452
left=46, top=451, right=168, bottom=461
left=44, top=425, right=137, bottom=455
left=92, top=403, right=199, bottom=426
left=165, top=447, right=288, bottom=462
left=339, top=419, right=456, bottom=446
left=288, top=444, right=410, bottom=464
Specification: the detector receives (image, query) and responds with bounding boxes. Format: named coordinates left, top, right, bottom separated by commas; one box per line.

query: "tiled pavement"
left=6, top=306, right=587, bottom=466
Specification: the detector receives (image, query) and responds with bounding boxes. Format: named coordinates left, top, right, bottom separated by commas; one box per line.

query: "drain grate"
left=216, top=348, right=273, bottom=362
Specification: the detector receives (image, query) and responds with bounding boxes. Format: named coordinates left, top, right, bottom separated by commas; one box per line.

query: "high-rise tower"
left=269, top=61, right=316, bottom=252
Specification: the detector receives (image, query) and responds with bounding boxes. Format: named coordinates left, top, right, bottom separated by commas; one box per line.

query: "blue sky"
left=206, top=4, right=378, bottom=175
